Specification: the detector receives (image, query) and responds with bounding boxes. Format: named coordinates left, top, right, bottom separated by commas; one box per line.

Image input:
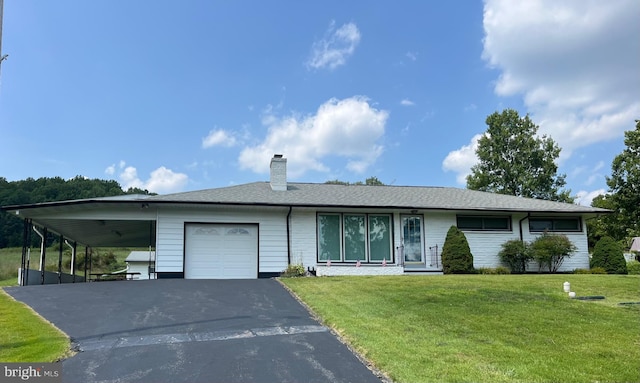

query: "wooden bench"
left=90, top=272, right=141, bottom=281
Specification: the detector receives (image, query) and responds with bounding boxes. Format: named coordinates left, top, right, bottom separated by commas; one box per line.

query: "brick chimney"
left=270, top=154, right=287, bottom=191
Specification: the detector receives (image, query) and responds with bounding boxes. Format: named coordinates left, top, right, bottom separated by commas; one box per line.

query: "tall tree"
left=467, top=109, right=572, bottom=202
left=595, top=121, right=640, bottom=241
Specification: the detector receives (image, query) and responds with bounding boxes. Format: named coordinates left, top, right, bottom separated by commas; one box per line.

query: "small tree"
left=530, top=233, right=577, bottom=273
left=498, top=239, right=533, bottom=274
left=441, top=226, right=475, bottom=274
left=591, top=236, right=627, bottom=274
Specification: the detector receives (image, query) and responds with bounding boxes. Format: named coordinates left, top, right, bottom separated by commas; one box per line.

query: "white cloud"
left=442, top=134, right=484, bottom=184
left=482, top=0, right=640, bottom=154
left=202, top=129, right=237, bottom=148
left=406, top=51, right=418, bottom=61
left=239, top=96, right=388, bottom=177
left=400, top=99, right=415, bottom=106
left=106, top=160, right=188, bottom=194
left=575, top=189, right=606, bottom=207
left=307, top=21, right=361, bottom=70
left=105, top=164, right=116, bottom=176
left=145, top=167, right=189, bottom=194
left=444, top=1, right=639, bottom=185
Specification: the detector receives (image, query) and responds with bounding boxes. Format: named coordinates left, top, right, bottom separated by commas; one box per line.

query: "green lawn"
left=0, top=289, right=71, bottom=362
left=281, top=275, right=640, bottom=383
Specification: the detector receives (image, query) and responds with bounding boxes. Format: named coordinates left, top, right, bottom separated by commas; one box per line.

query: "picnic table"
left=90, top=272, right=141, bottom=281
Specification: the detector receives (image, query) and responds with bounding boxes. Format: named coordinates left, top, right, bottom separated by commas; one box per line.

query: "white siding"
left=154, top=205, right=591, bottom=275
left=155, top=206, right=288, bottom=274
left=423, top=212, right=456, bottom=264
left=290, top=209, right=317, bottom=269
left=127, top=261, right=156, bottom=280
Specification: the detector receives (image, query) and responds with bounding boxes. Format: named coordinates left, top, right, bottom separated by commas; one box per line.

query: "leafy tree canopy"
left=606, top=120, right=640, bottom=238
left=588, top=120, right=640, bottom=248
left=466, top=109, right=572, bottom=202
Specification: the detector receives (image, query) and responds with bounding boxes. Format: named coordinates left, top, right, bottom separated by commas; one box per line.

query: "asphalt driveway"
left=6, top=279, right=383, bottom=383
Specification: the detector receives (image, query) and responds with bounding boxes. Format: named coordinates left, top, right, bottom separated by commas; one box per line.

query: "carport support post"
left=84, top=246, right=89, bottom=283
left=20, top=219, right=31, bottom=286
left=71, top=241, right=77, bottom=283
left=40, top=228, right=47, bottom=285
left=58, top=235, right=63, bottom=284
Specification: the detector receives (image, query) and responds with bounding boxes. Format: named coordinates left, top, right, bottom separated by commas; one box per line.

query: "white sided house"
left=4, top=155, right=610, bottom=282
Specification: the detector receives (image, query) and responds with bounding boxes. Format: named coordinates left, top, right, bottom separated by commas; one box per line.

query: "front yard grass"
left=0, top=289, right=70, bottom=362
left=281, top=274, right=640, bottom=383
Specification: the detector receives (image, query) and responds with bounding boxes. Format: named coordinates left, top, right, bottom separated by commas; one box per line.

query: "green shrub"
left=281, top=263, right=306, bottom=277
left=498, top=239, right=532, bottom=274
left=627, top=261, right=640, bottom=275
left=441, top=226, right=474, bottom=274
left=573, top=268, right=591, bottom=274
left=530, top=233, right=577, bottom=273
left=591, top=236, right=627, bottom=274
left=589, top=267, right=607, bottom=274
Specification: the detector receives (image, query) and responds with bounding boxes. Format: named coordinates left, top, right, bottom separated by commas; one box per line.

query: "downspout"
left=33, top=226, right=45, bottom=271
left=519, top=213, right=530, bottom=241
left=286, top=206, right=292, bottom=265
left=65, top=240, right=75, bottom=282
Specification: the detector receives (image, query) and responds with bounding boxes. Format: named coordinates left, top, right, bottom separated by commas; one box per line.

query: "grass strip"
left=0, top=289, right=71, bottom=362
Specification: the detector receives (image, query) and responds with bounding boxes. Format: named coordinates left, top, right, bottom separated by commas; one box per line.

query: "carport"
left=3, top=194, right=157, bottom=286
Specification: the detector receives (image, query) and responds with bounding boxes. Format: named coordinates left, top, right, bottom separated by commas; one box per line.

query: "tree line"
left=0, top=176, right=152, bottom=248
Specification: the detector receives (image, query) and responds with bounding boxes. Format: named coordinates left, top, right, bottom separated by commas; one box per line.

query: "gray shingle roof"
left=147, top=182, right=609, bottom=213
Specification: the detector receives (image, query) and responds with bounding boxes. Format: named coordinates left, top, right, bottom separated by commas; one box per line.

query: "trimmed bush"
left=589, top=267, right=607, bottom=274
left=626, top=261, right=640, bottom=275
left=498, top=239, right=533, bottom=274
left=591, top=236, right=627, bottom=274
left=280, top=263, right=306, bottom=277
left=441, top=226, right=475, bottom=274
left=530, top=233, right=577, bottom=273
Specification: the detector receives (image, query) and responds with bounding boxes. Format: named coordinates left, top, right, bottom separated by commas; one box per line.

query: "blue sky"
left=1, top=1, right=638, bottom=205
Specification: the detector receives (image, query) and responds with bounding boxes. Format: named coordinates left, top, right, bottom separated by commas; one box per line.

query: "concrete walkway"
left=6, top=279, right=382, bottom=383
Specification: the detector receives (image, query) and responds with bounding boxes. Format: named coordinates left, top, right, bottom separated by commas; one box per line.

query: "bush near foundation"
left=627, top=261, right=640, bottom=275
left=441, top=226, right=475, bottom=274
left=498, top=239, right=533, bottom=274
left=591, top=236, right=627, bottom=274
left=530, top=233, right=576, bottom=273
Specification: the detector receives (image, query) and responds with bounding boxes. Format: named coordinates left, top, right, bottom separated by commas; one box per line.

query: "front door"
left=402, top=215, right=424, bottom=265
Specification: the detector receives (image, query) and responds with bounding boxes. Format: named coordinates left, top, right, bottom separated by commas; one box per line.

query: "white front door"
left=402, top=215, right=424, bottom=265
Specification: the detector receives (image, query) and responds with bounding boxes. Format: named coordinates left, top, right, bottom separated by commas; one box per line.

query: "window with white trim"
left=529, top=217, right=581, bottom=232
left=457, top=215, right=511, bottom=231
left=317, top=213, right=393, bottom=263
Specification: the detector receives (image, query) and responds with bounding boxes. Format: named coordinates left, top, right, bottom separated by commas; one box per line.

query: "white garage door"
left=184, top=223, right=258, bottom=279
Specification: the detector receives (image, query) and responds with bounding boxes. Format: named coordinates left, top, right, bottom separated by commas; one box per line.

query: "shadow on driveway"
left=6, top=279, right=383, bottom=383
